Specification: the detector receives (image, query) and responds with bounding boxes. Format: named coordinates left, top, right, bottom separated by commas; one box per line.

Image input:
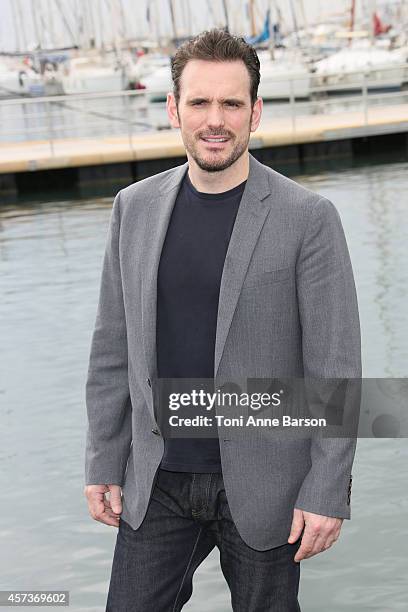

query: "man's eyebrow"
left=187, top=96, right=246, bottom=104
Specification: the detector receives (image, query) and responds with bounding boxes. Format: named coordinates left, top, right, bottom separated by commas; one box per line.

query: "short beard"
left=178, top=108, right=252, bottom=174
left=192, top=135, right=249, bottom=173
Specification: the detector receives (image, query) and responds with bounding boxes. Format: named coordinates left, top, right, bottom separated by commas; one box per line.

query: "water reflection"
left=0, top=160, right=407, bottom=611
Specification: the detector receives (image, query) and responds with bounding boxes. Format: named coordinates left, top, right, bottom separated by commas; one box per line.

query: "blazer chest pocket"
left=241, top=266, right=291, bottom=291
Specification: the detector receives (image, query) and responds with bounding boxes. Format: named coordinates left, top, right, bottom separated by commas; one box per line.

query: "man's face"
left=167, top=59, right=262, bottom=173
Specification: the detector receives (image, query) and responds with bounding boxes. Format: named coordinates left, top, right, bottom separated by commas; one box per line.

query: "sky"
left=0, top=0, right=399, bottom=53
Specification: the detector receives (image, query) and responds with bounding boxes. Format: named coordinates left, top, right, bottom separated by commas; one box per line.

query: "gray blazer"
left=85, top=153, right=361, bottom=550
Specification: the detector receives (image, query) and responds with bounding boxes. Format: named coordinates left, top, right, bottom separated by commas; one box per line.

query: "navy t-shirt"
left=156, top=171, right=246, bottom=472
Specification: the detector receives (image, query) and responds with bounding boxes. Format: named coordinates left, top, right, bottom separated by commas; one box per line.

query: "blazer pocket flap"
left=242, top=266, right=291, bottom=289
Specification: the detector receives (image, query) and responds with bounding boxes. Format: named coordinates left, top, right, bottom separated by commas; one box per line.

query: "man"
left=84, top=29, right=361, bottom=611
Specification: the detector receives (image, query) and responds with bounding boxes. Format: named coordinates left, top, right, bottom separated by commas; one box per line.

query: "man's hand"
left=84, top=484, right=122, bottom=527
left=288, top=508, right=343, bottom=562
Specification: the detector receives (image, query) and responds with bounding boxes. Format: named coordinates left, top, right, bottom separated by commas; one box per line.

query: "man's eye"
left=191, top=101, right=239, bottom=107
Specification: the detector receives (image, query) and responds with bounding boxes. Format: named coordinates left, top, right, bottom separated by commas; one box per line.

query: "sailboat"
left=312, top=44, right=406, bottom=92
left=249, top=8, right=312, bottom=100
left=258, top=51, right=312, bottom=99
left=0, top=57, right=43, bottom=98
left=60, top=53, right=125, bottom=95
left=312, top=1, right=406, bottom=92
left=0, top=60, right=25, bottom=98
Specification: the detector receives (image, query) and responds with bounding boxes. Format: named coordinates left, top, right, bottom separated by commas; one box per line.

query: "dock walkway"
left=1, top=103, right=407, bottom=175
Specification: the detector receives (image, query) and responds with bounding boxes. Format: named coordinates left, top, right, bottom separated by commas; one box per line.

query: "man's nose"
left=206, top=103, right=225, bottom=128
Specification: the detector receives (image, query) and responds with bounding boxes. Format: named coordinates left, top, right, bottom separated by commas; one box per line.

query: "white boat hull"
left=140, top=66, right=172, bottom=101
left=313, top=49, right=406, bottom=91
left=259, top=71, right=312, bottom=99
left=62, top=71, right=123, bottom=94
left=312, top=66, right=405, bottom=91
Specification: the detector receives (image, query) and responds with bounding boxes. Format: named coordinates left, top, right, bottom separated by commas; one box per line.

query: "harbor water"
left=1, top=155, right=407, bottom=611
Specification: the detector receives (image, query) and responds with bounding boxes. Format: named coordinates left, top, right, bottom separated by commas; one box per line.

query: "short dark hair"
left=171, top=28, right=260, bottom=106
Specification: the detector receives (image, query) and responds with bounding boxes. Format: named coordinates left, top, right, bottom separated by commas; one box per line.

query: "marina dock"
left=1, top=101, right=407, bottom=196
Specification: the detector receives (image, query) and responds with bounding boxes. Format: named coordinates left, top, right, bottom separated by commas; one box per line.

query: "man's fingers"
left=84, top=484, right=121, bottom=526
left=108, top=485, right=123, bottom=514
left=93, top=509, right=120, bottom=528
left=294, top=530, right=340, bottom=561
left=291, top=511, right=344, bottom=561
left=294, top=527, right=319, bottom=562
left=288, top=509, right=305, bottom=544
left=89, top=496, right=105, bottom=519
left=89, top=501, right=121, bottom=526
left=322, top=532, right=340, bottom=551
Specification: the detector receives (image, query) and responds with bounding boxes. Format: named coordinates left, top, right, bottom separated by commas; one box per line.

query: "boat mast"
left=368, top=0, right=376, bottom=44
left=86, top=0, right=96, bottom=48
left=168, top=0, right=178, bottom=40
left=151, top=0, right=161, bottom=46
left=16, top=0, right=28, bottom=51
left=30, top=0, right=42, bottom=49
left=47, top=0, right=56, bottom=48
left=11, top=0, right=21, bottom=52
left=349, top=0, right=356, bottom=46
left=248, top=0, right=257, bottom=38
left=222, top=0, right=230, bottom=32
left=289, top=0, right=300, bottom=46
left=97, top=0, right=104, bottom=49
left=298, top=0, right=308, bottom=33
left=206, top=0, right=217, bottom=29
left=54, top=0, right=78, bottom=48
left=183, top=0, right=193, bottom=36
left=110, top=0, right=120, bottom=54
left=119, top=0, right=128, bottom=42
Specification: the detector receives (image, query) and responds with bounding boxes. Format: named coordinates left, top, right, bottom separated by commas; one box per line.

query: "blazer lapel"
left=214, top=155, right=271, bottom=377
left=140, top=154, right=271, bottom=389
left=141, top=161, right=189, bottom=385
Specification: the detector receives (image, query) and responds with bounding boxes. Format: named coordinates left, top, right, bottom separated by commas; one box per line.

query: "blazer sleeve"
left=294, top=196, right=362, bottom=519
left=84, top=190, right=132, bottom=486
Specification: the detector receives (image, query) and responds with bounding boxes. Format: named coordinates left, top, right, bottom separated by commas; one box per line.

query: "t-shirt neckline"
left=184, top=171, right=247, bottom=201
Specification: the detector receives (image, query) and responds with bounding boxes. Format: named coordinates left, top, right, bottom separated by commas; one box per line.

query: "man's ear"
left=250, top=96, right=263, bottom=132
left=167, top=92, right=180, bottom=128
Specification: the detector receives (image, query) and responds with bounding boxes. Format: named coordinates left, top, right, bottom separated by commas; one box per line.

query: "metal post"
left=362, top=71, right=368, bottom=127
left=46, top=100, right=55, bottom=156
left=125, top=93, right=134, bottom=157
left=289, top=77, right=296, bottom=134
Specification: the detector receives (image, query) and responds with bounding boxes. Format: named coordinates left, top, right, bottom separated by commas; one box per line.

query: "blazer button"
left=151, top=428, right=161, bottom=436
left=146, top=377, right=151, bottom=387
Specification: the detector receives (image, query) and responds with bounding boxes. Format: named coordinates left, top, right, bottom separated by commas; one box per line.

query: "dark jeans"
left=106, top=468, right=301, bottom=612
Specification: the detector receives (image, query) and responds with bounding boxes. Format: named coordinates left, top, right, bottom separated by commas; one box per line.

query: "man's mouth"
left=200, top=136, right=230, bottom=146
